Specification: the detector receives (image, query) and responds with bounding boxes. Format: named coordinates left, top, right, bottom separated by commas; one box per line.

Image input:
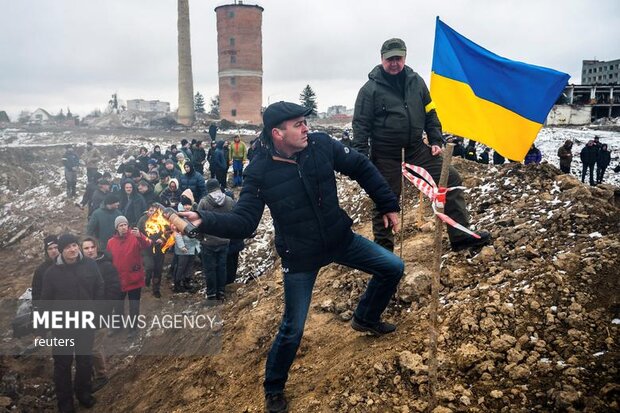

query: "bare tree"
left=177, top=0, right=195, bottom=126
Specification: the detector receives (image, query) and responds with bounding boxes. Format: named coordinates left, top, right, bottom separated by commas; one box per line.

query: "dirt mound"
left=91, top=159, right=619, bottom=412
left=0, top=139, right=618, bottom=412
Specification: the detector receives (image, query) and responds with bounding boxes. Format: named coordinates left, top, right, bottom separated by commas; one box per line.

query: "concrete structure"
left=546, top=83, right=620, bottom=125
left=215, top=2, right=263, bottom=125
left=127, top=99, right=171, bottom=113
left=582, top=59, right=620, bottom=85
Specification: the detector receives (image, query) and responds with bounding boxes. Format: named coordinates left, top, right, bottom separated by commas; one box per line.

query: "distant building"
left=327, top=105, right=347, bottom=117
left=29, top=108, right=53, bottom=124
left=581, top=59, right=620, bottom=85
left=127, top=99, right=170, bottom=113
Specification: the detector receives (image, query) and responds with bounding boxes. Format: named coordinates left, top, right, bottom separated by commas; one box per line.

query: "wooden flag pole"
left=429, top=143, right=455, bottom=411
left=400, top=148, right=405, bottom=259
left=417, top=191, right=425, bottom=227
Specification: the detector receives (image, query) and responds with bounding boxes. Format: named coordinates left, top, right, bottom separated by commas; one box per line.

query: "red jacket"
left=107, top=232, right=151, bottom=292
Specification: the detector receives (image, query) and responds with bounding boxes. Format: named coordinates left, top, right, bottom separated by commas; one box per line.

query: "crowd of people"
left=41, top=134, right=254, bottom=412
left=557, top=135, right=613, bottom=185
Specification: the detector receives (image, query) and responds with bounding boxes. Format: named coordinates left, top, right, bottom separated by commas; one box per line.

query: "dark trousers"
left=201, top=245, right=228, bottom=300
left=226, top=251, right=240, bottom=284
left=65, top=171, right=77, bottom=197
left=122, top=288, right=141, bottom=329
left=263, top=234, right=404, bottom=394
left=581, top=163, right=595, bottom=185
left=372, top=148, right=470, bottom=250
left=232, top=159, right=244, bottom=186
left=596, top=165, right=607, bottom=183
left=143, top=248, right=165, bottom=293
left=560, top=163, right=571, bottom=174
left=215, top=169, right=227, bottom=190
left=52, top=331, right=94, bottom=411
left=86, top=167, right=98, bottom=183
left=174, top=254, right=195, bottom=284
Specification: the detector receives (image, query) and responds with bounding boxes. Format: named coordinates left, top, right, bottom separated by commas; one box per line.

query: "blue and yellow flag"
left=430, top=17, right=570, bottom=161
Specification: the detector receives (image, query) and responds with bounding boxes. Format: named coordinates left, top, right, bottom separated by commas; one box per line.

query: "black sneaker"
left=92, top=376, right=109, bottom=393
left=265, top=392, right=288, bottom=413
left=351, top=316, right=396, bottom=336
left=153, top=290, right=161, bottom=298
left=76, top=394, right=96, bottom=408
left=450, top=230, right=492, bottom=252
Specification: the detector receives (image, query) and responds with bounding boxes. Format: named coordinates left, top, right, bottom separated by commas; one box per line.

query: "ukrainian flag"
left=430, top=17, right=570, bottom=161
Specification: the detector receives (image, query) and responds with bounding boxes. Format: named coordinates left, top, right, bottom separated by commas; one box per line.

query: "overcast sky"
left=1, top=0, right=619, bottom=120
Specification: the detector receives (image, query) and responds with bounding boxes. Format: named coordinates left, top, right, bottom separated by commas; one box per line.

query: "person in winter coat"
left=87, top=193, right=122, bottom=249
left=478, top=147, right=491, bottom=164
left=79, top=171, right=102, bottom=214
left=80, top=237, right=121, bottom=391
left=181, top=102, right=405, bottom=412
left=172, top=222, right=200, bottom=293
left=83, top=142, right=102, bottom=183
left=229, top=135, right=248, bottom=187
left=137, top=179, right=158, bottom=207
left=119, top=181, right=147, bottom=227
left=106, top=216, right=151, bottom=336
left=446, top=136, right=465, bottom=158
left=212, top=141, right=228, bottom=190
left=135, top=147, right=150, bottom=173
left=180, top=139, right=194, bottom=163
left=352, top=38, right=490, bottom=253
left=596, top=143, right=611, bottom=184
left=197, top=179, right=234, bottom=301
left=154, top=172, right=169, bottom=196
left=160, top=178, right=182, bottom=210
left=208, top=123, right=218, bottom=141
left=31, top=235, right=59, bottom=306
left=163, top=159, right=182, bottom=181
left=150, top=145, right=165, bottom=165
left=464, top=140, right=477, bottom=162
left=41, top=233, right=103, bottom=412
left=176, top=152, right=188, bottom=172
left=207, top=140, right=218, bottom=178
left=557, top=140, right=573, bottom=173
left=137, top=205, right=168, bottom=298
left=580, top=140, right=598, bottom=186
left=193, top=140, right=207, bottom=175
left=62, top=146, right=80, bottom=197
left=179, top=163, right=206, bottom=201
left=340, top=130, right=352, bottom=148
left=524, top=144, right=542, bottom=165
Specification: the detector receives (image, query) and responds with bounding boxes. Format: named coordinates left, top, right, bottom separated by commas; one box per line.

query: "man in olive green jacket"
left=353, top=38, right=490, bottom=252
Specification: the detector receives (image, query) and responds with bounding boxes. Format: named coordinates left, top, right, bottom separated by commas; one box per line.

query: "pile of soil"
left=0, top=136, right=618, bottom=412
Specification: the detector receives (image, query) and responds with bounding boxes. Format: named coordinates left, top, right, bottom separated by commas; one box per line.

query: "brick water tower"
left=215, top=2, right=263, bottom=125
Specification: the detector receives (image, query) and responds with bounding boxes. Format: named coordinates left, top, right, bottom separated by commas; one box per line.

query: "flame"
left=144, top=209, right=175, bottom=253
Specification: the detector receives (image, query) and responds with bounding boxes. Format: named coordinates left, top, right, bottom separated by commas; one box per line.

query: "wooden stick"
left=400, top=148, right=405, bottom=259
left=417, top=191, right=425, bottom=227
left=429, top=143, right=455, bottom=411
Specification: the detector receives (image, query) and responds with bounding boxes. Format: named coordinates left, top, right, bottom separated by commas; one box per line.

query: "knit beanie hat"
left=104, top=193, right=120, bottom=205
left=43, top=235, right=58, bottom=252
left=114, top=215, right=129, bottom=229
left=57, top=233, right=79, bottom=252
left=206, top=179, right=220, bottom=193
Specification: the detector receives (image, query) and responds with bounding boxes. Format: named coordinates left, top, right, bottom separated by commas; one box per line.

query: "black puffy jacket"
left=197, top=132, right=399, bottom=272
left=352, top=65, right=443, bottom=160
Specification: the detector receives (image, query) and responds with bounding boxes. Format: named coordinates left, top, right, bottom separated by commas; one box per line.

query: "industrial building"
left=127, top=99, right=170, bottom=113
left=581, top=59, right=620, bottom=85
left=215, top=2, right=264, bottom=125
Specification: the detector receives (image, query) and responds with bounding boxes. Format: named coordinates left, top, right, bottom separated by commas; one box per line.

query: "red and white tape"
left=402, top=162, right=481, bottom=239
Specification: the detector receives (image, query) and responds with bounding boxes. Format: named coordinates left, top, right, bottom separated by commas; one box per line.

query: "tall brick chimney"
left=215, top=2, right=264, bottom=125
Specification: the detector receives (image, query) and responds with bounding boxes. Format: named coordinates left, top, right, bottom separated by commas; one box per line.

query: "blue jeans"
left=201, top=245, right=228, bottom=299
left=232, top=159, right=244, bottom=186
left=263, top=233, right=404, bottom=394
